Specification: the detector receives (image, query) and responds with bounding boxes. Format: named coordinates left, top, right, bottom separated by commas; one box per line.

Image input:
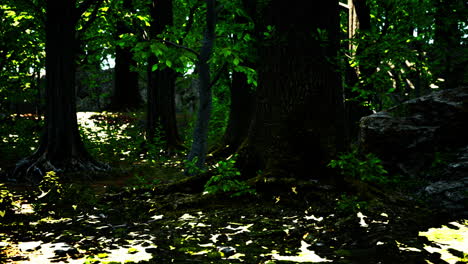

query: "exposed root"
left=11, top=154, right=110, bottom=184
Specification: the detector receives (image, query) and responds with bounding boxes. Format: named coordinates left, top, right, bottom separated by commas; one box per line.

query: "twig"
left=158, top=38, right=200, bottom=57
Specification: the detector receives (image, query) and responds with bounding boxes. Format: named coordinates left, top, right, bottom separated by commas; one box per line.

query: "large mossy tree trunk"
left=237, top=0, right=344, bottom=179
left=146, top=0, right=182, bottom=151
left=109, top=0, right=141, bottom=111
left=14, top=0, right=108, bottom=181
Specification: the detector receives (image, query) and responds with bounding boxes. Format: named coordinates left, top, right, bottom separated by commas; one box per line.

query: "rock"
left=359, top=87, right=468, bottom=216
left=217, top=246, right=236, bottom=257
left=359, top=86, right=468, bottom=178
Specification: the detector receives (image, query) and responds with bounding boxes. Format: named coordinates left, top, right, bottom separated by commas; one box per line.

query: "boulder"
left=359, top=86, right=468, bottom=216
left=359, top=86, right=468, bottom=178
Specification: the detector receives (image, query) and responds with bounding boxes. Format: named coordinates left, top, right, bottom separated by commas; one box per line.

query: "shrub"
left=204, top=155, right=256, bottom=197
left=328, top=149, right=391, bottom=185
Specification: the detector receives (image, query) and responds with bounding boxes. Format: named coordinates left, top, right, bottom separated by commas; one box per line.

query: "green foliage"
left=336, top=194, right=368, bottom=214
left=79, top=113, right=169, bottom=164
left=184, top=157, right=205, bottom=175
left=0, top=183, right=15, bottom=218
left=208, top=84, right=230, bottom=145
left=0, top=116, right=42, bottom=161
left=204, top=155, right=256, bottom=197
left=341, top=0, right=463, bottom=111
left=127, top=174, right=161, bottom=190
left=32, top=171, right=98, bottom=214
left=328, top=150, right=391, bottom=185
left=0, top=2, right=45, bottom=113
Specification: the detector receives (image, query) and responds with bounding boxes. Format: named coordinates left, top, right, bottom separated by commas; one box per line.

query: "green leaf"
left=151, top=64, right=158, bottom=72
left=166, top=60, right=172, bottom=67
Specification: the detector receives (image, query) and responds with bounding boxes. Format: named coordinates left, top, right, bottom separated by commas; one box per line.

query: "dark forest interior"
left=0, top=0, right=467, bottom=263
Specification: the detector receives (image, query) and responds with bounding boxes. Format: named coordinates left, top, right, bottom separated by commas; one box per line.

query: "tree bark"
left=237, top=0, right=344, bottom=178
left=109, top=0, right=141, bottom=111
left=146, top=0, right=182, bottom=151
left=345, top=0, right=373, bottom=142
left=14, top=0, right=108, bottom=181
left=187, top=0, right=216, bottom=169
left=210, top=69, right=254, bottom=158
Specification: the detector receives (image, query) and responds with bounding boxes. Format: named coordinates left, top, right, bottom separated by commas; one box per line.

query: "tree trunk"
left=210, top=69, right=254, bottom=158
left=187, top=0, right=216, bottom=169
left=109, top=0, right=141, bottom=111
left=110, top=44, right=141, bottom=110
left=237, top=0, right=344, bottom=178
left=146, top=0, right=182, bottom=151
left=345, top=0, right=373, bottom=143
left=433, top=0, right=465, bottom=89
left=14, top=0, right=108, bottom=181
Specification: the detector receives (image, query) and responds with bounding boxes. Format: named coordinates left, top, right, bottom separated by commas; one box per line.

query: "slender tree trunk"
left=146, top=0, right=182, bottom=151
left=14, top=0, right=108, bottom=181
left=345, top=0, right=373, bottom=142
left=237, top=0, right=344, bottom=178
left=187, top=0, right=216, bottom=169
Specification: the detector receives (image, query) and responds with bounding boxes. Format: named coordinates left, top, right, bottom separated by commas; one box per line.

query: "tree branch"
left=158, top=38, right=200, bottom=57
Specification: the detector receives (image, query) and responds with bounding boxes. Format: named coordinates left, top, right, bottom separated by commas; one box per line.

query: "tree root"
left=11, top=154, right=110, bottom=184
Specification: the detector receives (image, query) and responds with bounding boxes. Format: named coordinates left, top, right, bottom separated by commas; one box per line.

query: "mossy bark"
left=237, top=0, right=345, bottom=179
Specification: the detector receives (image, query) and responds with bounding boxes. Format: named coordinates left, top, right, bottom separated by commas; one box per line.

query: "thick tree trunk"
left=14, top=0, right=108, bottom=181
left=110, top=44, right=141, bottom=110
left=146, top=0, right=182, bottom=151
left=210, top=69, right=254, bottom=158
left=237, top=0, right=344, bottom=178
left=147, top=66, right=182, bottom=149
left=109, top=0, right=141, bottom=111
left=187, top=0, right=216, bottom=169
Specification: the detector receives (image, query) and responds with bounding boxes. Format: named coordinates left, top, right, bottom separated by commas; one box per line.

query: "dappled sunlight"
left=268, top=240, right=332, bottom=263
left=77, top=112, right=134, bottom=141
left=418, top=221, right=468, bottom=264
left=6, top=240, right=154, bottom=264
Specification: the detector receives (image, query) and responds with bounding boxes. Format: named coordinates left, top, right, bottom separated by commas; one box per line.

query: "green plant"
left=184, top=157, right=205, bottom=175
left=328, top=149, right=391, bottom=185
left=204, top=155, right=256, bottom=197
left=127, top=174, right=161, bottom=190
left=0, top=183, right=16, bottom=218
left=336, top=194, right=368, bottom=214
left=32, top=171, right=98, bottom=214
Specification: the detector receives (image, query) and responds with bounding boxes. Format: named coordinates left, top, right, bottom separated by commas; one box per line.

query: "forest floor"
left=0, top=113, right=467, bottom=264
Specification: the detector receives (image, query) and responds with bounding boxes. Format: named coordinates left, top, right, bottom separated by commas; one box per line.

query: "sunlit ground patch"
left=265, top=240, right=332, bottom=263
left=77, top=112, right=132, bottom=141
left=419, top=220, right=468, bottom=264
left=6, top=238, right=155, bottom=264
